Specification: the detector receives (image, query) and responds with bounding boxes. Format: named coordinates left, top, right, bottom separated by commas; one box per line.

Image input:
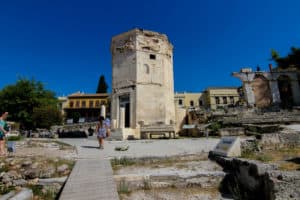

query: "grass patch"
left=28, top=185, right=57, bottom=200
left=279, top=162, right=300, bottom=171
left=111, top=154, right=208, bottom=171
left=241, top=147, right=300, bottom=164
left=0, top=185, right=14, bottom=195
left=6, top=135, right=23, bottom=141
left=242, top=151, right=273, bottom=162
left=111, top=157, right=136, bottom=170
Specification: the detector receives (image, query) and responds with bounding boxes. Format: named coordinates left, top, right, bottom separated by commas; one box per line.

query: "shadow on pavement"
left=81, top=145, right=99, bottom=149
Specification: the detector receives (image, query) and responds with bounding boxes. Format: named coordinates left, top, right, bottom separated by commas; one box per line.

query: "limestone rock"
left=7, top=170, right=21, bottom=179
left=10, top=188, right=33, bottom=200
left=57, top=164, right=69, bottom=174
left=13, top=179, right=27, bottom=186
left=39, top=165, right=56, bottom=178
left=2, top=173, right=12, bottom=184
left=21, top=160, right=32, bottom=167
left=38, top=176, right=67, bottom=186
left=23, top=168, right=40, bottom=179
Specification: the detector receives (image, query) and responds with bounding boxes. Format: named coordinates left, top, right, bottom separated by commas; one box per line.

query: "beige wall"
left=174, top=92, right=203, bottom=108
left=204, top=88, right=239, bottom=110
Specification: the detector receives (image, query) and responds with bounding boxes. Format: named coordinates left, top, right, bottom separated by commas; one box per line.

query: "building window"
left=89, top=101, right=94, bottom=108
left=69, top=101, right=74, bottom=108
left=215, top=97, right=220, bottom=104
left=75, top=101, right=80, bottom=108
left=230, top=96, right=234, bottom=104
left=149, top=54, right=156, bottom=60
left=95, top=100, right=100, bottom=107
left=82, top=101, right=86, bottom=108
left=101, top=100, right=106, bottom=105
left=199, top=100, right=203, bottom=106
left=223, top=97, right=227, bottom=104
left=190, top=100, right=194, bottom=107
left=178, top=99, right=183, bottom=105
left=144, top=64, right=150, bottom=74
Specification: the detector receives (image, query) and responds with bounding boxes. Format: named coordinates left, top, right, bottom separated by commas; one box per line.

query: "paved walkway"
left=59, top=140, right=119, bottom=200
left=59, top=137, right=220, bottom=200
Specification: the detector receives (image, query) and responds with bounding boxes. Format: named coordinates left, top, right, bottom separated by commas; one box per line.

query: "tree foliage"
left=96, top=75, right=108, bottom=93
left=271, top=47, right=300, bottom=69
left=0, top=78, right=62, bottom=129
left=32, top=106, right=62, bottom=129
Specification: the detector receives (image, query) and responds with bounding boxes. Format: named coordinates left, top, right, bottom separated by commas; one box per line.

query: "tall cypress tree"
left=96, top=75, right=108, bottom=93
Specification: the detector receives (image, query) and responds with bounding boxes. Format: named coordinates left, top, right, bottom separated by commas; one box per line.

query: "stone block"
left=219, top=127, right=245, bottom=136
left=212, top=136, right=241, bottom=157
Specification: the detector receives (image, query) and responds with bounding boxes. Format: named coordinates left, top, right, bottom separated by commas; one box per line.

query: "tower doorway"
left=119, top=95, right=130, bottom=128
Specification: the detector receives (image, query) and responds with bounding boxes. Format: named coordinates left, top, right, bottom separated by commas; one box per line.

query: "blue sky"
left=1, top=0, right=300, bottom=96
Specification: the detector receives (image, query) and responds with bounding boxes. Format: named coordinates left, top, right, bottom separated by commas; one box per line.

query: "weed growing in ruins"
left=208, top=122, right=222, bottom=135
left=28, top=185, right=57, bottom=199
left=111, top=157, right=136, bottom=170
left=0, top=185, right=14, bottom=195
left=143, top=178, right=151, bottom=190
left=118, top=179, right=130, bottom=194
left=6, top=135, right=23, bottom=141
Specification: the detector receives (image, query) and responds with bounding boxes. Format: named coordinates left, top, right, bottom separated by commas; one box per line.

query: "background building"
left=203, top=87, right=240, bottom=110
left=63, top=92, right=109, bottom=123
left=174, top=92, right=204, bottom=108
left=57, top=96, right=68, bottom=116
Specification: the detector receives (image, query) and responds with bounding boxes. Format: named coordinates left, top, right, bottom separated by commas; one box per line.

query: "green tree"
left=68, top=112, right=81, bottom=123
left=0, top=78, right=61, bottom=129
left=271, top=47, right=300, bottom=69
left=96, top=75, right=108, bottom=93
left=32, top=106, right=62, bottom=129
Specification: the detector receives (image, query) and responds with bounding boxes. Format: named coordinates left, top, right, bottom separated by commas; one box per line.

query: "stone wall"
left=261, top=132, right=300, bottom=149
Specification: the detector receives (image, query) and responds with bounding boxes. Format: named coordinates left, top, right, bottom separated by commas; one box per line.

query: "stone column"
left=119, top=107, right=125, bottom=129
left=232, top=72, right=255, bottom=107
left=291, top=80, right=300, bottom=106
left=244, top=82, right=255, bottom=106
left=101, top=105, right=106, bottom=118
left=269, top=80, right=281, bottom=104
left=111, top=119, right=117, bottom=129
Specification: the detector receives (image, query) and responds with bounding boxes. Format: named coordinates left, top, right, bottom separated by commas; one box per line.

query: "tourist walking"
left=0, top=112, right=9, bottom=156
left=96, top=116, right=108, bottom=149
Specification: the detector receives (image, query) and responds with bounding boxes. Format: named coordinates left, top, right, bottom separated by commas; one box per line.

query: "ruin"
left=233, top=67, right=300, bottom=108
left=110, top=29, right=175, bottom=139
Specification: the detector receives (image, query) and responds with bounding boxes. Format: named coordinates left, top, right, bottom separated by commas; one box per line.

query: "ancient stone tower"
left=110, top=29, right=175, bottom=139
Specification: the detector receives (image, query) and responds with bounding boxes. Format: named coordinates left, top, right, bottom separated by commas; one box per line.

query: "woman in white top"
left=96, top=116, right=108, bottom=149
